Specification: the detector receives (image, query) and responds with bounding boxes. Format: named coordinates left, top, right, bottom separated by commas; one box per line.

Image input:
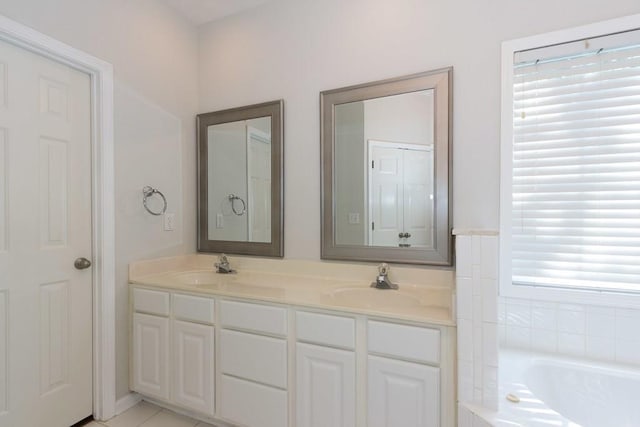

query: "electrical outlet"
left=163, top=213, right=175, bottom=231
left=348, top=213, right=360, bottom=224
left=216, top=213, right=224, bottom=228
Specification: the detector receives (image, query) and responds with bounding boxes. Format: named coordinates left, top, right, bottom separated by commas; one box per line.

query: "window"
left=501, top=17, right=640, bottom=296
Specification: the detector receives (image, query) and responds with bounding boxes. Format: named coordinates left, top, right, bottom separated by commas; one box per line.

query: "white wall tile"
left=531, top=328, right=557, bottom=353
left=506, top=326, right=531, bottom=350
left=615, top=313, right=640, bottom=341
left=505, top=301, right=531, bottom=328
left=457, top=277, right=473, bottom=320
left=616, top=339, right=640, bottom=365
left=472, top=265, right=482, bottom=296
left=586, top=310, right=615, bottom=338
left=472, top=235, right=482, bottom=266
left=456, top=236, right=472, bottom=278
left=558, top=309, right=585, bottom=334
left=483, top=325, right=498, bottom=367
left=482, top=366, right=498, bottom=411
left=480, top=236, right=498, bottom=279
left=558, top=332, right=585, bottom=357
left=458, top=361, right=474, bottom=403
left=586, top=336, right=615, bottom=361
left=532, top=306, right=557, bottom=331
left=458, top=319, right=474, bottom=362
left=482, top=279, right=498, bottom=323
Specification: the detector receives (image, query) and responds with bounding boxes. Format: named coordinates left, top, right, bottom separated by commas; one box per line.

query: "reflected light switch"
left=216, top=213, right=224, bottom=228
left=348, top=213, right=360, bottom=224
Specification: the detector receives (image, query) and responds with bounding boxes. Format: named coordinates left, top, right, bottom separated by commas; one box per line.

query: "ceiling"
left=162, top=0, right=271, bottom=26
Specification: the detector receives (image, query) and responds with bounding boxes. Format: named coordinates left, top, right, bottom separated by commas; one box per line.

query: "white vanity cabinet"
left=218, top=300, right=288, bottom=427
left=131, top=288, right=171, bottom=401
left=295, top=311, right=356, bottom=427
left=130, top=285, right=455, bottom=427
left=367, top=320, right=441, bottom=427
left=131, top=288, right=215, bottom=417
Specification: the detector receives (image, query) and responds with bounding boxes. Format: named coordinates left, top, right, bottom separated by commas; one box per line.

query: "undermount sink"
left=327, top=287, right=423, bottom=309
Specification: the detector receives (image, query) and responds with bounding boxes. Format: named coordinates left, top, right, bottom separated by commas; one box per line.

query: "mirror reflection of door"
left=207, top=116, right=271, bottom=243
left=368, top=141, right=433, bottom=248
left=247, top=125, right=271, bottom=242
left=333, top=89, right=435, bottom=248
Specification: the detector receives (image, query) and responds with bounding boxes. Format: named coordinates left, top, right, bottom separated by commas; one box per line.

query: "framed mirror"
left=197, top=100, right=284, bottom=257
left=321, top=69, right=452, bottom=265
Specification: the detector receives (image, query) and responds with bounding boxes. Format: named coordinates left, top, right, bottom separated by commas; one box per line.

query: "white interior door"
left=247, top=127, right=271, bottom=243
left=369, top=141, right=431, bottom=247
left=403, top=149, right=432, bottom=247
left=0, top=38, right=93, bottom=427
left=369, top=144, right=404, bottom=246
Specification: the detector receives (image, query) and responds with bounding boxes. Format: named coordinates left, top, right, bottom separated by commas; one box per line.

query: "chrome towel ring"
left=142, top=186, right=167, bottom=216
left=228, top=194, right=246, bottom=216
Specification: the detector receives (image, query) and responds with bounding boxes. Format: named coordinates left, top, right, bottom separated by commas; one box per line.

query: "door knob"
left=74, top=257, right=92, bottom=270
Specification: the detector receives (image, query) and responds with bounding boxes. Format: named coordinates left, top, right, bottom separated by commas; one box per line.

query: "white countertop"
left=129, top=254, right=456, bottom=326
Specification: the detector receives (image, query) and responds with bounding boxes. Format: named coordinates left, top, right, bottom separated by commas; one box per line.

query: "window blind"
left=511, top=29, right=640, bottom=292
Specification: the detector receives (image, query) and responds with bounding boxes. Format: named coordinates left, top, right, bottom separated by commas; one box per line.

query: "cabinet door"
left=173, top=320, right=215, bottom=415
left=296, top=343, right=355, bottom=427
left=367, top=356, right=439, bottom=427
left=132, top=313, right=170, bottom=401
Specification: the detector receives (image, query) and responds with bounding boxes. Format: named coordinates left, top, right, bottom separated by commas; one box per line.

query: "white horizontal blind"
left=512, top=30, right=640, bottom=292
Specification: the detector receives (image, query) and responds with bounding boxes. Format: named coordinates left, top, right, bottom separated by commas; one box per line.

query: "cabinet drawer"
left=368, top=320, right=440, bottom=364
left=219, top=300, right=287, bottom=336
left=133, top=288, right=170, bottom=316
left=296, top=311, right=355, bottom=349
left=220, top=329, right=287, bottom=388
left=220, top=374, right=287, bottom=427
left=173, top=294, right=215, bottom=324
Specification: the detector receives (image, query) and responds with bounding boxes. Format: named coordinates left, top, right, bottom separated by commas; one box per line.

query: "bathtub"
left=497, top=349, right=640, bottom=427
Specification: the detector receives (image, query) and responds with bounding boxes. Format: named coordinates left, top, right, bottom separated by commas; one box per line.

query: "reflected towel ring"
left=142, top=186, right=167, bottom=216
left=228, top=194, right=246, bottom=216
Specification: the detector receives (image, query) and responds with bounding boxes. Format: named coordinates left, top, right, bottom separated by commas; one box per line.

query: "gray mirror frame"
left=320, top=69, right=452, bottom=265
left=197, top=100, right=284, bottom=257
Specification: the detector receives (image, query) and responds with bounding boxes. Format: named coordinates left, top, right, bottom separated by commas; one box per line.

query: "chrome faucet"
left=215, top=254, right=236, bottom=274
left=371, top=263, right=398, bottom=290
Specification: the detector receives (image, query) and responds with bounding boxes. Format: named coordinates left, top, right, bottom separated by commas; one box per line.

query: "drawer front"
left=368, top=320, right=440, bottom=364
left=220, top=329, right=287, bottom=388
left=296, top=311, right=355, bottom=349
left=219, top=300, right=287, bottom=336
left=173, top=293, right=215, bottom=324
left=133, top=288, right=170, bottom=316
left=220, top=375, right=287, bottom=427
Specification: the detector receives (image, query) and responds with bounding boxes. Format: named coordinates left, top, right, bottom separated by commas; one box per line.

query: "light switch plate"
left=164, top=213, right=175, bottom=231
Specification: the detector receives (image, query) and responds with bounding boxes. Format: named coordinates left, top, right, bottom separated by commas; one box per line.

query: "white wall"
left=0, top=0, right=199, bottom=400
left=198, top=0, right=640, bottom=260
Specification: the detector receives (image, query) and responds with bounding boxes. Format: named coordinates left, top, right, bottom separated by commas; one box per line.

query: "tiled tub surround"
left=454, top=230, right=500, bottom=427
left=129, top=254, right=457, bottom=427
left=454, top=231, right=500, bottom=409
left=500, top=297, right=640, bottom=366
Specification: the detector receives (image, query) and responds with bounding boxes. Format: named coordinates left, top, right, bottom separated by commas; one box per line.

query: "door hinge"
left=372, top=222, right=375, bottom=231
left=371, top=160, right=374, bottom=169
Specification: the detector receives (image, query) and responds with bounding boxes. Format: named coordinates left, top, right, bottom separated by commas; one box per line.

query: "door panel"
left=370, top=146, right=403, bottom=246
left=132, top=313, right=170, bottom=401
left=296, top=343, right=356, bottom=427
left=173, top=320, right=215, bottom=415
left=368, top=356, right=440, bottom=427
left=0, top=38, right=92, bottom=427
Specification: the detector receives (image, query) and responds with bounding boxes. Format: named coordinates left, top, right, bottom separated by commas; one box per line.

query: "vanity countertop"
left=129, top=254, right=456, bottom=326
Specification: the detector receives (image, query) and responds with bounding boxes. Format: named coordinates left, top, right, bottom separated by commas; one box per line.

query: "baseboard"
left=115, top=392, right=142, bottom=416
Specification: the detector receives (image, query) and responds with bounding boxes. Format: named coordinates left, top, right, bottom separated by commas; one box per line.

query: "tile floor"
left=83, top=401, right=216, bottom=427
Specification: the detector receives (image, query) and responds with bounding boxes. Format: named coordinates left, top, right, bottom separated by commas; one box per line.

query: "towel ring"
left=143, top=186, right=167, bottom=216
left=228, top=194, right=246, bottom=216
